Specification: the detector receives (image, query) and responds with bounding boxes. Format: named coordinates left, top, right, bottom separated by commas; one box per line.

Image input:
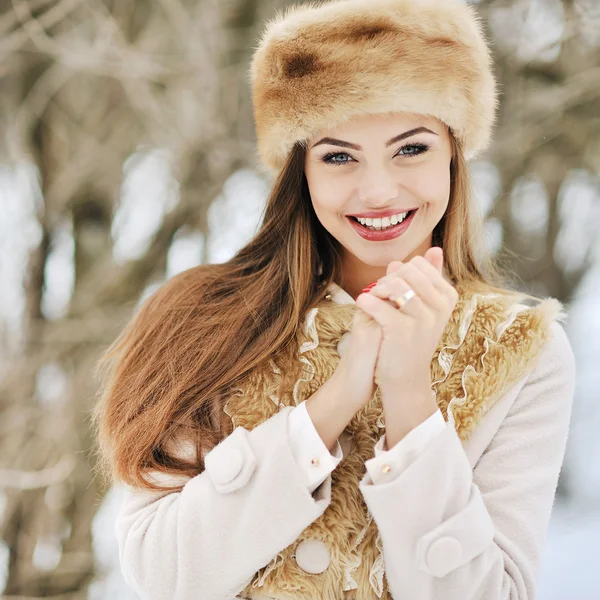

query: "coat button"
left=425, top=536, right=462, bottom=577
left=336, top=332, right=351, bottom=358
left=208, top=446, right=244, bottom=485
left=295, top=539, right=331, bottom=574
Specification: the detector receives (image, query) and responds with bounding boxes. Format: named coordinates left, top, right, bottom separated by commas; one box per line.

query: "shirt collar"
left=325, top=281, right=356, bottom=304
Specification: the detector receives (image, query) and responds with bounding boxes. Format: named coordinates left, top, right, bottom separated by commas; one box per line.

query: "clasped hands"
left=355, top=246, right=459, bottom=444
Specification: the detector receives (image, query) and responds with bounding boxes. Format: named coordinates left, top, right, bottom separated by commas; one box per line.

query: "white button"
left=336, top=332, right=351, bottom=358
left=207, top=446, right=244, bottom=485
left=295, top=539, right=331, bottom=574
left=425, top=536, right=462, bottom=577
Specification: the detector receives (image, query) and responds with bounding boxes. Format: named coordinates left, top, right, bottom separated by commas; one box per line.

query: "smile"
left=347, top=208, right=418, bottom=241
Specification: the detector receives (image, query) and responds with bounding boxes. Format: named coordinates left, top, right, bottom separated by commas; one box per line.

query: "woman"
left=93, top=0, right=576, bottom=598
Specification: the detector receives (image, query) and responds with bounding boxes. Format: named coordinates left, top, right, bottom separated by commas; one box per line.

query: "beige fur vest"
left=223, top=283, right=565, bottom=599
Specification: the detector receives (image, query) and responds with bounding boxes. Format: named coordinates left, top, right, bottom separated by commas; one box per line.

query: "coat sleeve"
left=358, top=320, right=576, bottom=600
left=115, top=406, right=333, bottom=600
left=365, top=408, right=446, bottom=484
left=288, top=400, right=344, bottom=493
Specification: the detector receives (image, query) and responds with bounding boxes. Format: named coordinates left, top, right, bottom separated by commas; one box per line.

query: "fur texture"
left=224, top=283, right=565, bottom=599
left=250, top=0, right=498, bottom=172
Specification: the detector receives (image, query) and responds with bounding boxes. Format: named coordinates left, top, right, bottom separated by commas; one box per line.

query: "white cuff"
left=365, top=408, right=446, bottom=485
left=288, top=401, right=343, bottom=494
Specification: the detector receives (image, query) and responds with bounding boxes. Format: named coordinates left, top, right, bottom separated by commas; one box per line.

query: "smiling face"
left=304, top=112, right=453, bottom=299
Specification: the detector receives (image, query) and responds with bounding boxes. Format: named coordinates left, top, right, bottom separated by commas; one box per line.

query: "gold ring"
left=389, top=288, right=416, bottom=310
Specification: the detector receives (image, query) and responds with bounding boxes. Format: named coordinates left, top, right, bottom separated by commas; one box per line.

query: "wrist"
left=305, top=375, right=357, bottom=451
left=331, top=365, right=373, bottom=413
left=381, top=389, right=438, bottom=448
left=324, top=369, right=365, bottom=418
left=380, top=383, right=435, bottom=407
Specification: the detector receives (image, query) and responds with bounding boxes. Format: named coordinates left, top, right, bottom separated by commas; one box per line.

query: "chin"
left=343, top=244, right=409, bottom=267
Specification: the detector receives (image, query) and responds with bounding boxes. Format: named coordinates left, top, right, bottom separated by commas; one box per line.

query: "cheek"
left=307, top=172, right=351, bottom=221
left=406, top=161, right=450, bottom=208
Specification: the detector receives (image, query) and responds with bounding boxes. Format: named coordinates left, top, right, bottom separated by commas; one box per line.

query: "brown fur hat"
left=250, top=0, right=498, bottom=172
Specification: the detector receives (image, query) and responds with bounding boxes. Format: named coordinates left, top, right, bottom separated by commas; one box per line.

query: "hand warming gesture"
left=356, top=246, right=459, bottom=447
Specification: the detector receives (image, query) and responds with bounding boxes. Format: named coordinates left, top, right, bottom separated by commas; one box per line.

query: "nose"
left=357, top=162, right=398, bottom=206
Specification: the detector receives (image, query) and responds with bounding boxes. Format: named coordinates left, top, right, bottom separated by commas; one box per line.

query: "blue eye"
left=321, top=152, right=353, bottom=165
left=320, top=142, right=429, bottom=166
left=397, top=143, right=429, bottom=157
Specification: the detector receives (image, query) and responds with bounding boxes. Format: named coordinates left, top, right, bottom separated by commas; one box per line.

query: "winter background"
left=0, top=0, right=599, bottom=598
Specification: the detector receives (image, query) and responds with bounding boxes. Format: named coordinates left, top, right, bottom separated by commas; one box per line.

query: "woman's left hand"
left=355, top=246, right=459, bottom=404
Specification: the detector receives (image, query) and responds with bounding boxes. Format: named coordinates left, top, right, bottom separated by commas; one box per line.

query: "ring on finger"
left=389, top=288, right=416, bottom=310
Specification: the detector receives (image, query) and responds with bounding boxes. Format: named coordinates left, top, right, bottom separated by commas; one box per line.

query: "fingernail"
left=361, top=281, right=378, bottom=294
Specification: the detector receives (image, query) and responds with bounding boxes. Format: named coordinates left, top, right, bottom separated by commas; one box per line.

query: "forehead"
left=308, top=112, right=445, bottom=146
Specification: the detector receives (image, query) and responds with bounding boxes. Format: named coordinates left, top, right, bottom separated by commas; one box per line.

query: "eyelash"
left=321, top=143, right=430, bottom=166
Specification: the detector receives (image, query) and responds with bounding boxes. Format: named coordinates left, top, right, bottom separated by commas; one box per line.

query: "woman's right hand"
left=334, top=302, right=383, bottom=410
left=305, top=280, right=397, bottom=451
left=305, top=299, right=383, bottom=452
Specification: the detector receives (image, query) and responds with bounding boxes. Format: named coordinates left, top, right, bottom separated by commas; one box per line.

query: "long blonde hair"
left=91, top=134, right=538, bottom=491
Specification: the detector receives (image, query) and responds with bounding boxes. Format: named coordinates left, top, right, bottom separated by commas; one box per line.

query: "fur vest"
left=223, top=282, right=565, bottom=599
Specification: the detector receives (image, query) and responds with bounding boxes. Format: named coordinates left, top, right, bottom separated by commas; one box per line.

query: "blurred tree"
left=478, top=0, right=600, bottom=300
left=0, top=0, right=293, bottom=595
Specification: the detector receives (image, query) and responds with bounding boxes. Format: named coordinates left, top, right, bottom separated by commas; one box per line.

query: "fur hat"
left=249, top=0, right=498, bottom=172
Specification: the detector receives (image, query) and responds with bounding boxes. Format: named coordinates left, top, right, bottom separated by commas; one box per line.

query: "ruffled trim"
left=293, top=307, right=320, bottom=406
left=267, top=358, right=287, bottom=411
left=223, top=387, right=244, bottom=429
left=341, top=509, right=385, bottom=597
left=369, top=531, right=385, bottom=598
left=342, top=513, right=372, bottom=591
left=224, top=325, right=306, bottom=427
left=445, top=298, right=529, bottom=427
left=252, top=552, right=285, bottom=588
left=431, top=293, right=501, bottom=388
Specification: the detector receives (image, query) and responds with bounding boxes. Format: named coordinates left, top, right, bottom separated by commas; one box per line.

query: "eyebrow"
left=311, top=126, right=438, bottom=151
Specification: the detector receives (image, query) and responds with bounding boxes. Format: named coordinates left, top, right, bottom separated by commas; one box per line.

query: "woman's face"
left=304, top=112, right=453, bottom=296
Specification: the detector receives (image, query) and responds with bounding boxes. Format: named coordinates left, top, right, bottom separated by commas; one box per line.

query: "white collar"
left=325, top=281, right=356, bottom=304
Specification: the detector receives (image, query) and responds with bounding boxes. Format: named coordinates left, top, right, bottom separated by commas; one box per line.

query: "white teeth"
left=355, top=211, right=411, bottom=229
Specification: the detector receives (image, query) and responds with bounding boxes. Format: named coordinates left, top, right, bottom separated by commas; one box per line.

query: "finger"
left=386, top=260, right=404, bottom=277
left=424, top=246, right=444, bottom=272
left=410, top=255, right=457, bottom=300
left=376, top=261, right=438, bottom=299
left=356, top=290, right=417, bottom=329
left=367, top=274, right=430, bottom=319
left=385, top=263, right=445, bottom=312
